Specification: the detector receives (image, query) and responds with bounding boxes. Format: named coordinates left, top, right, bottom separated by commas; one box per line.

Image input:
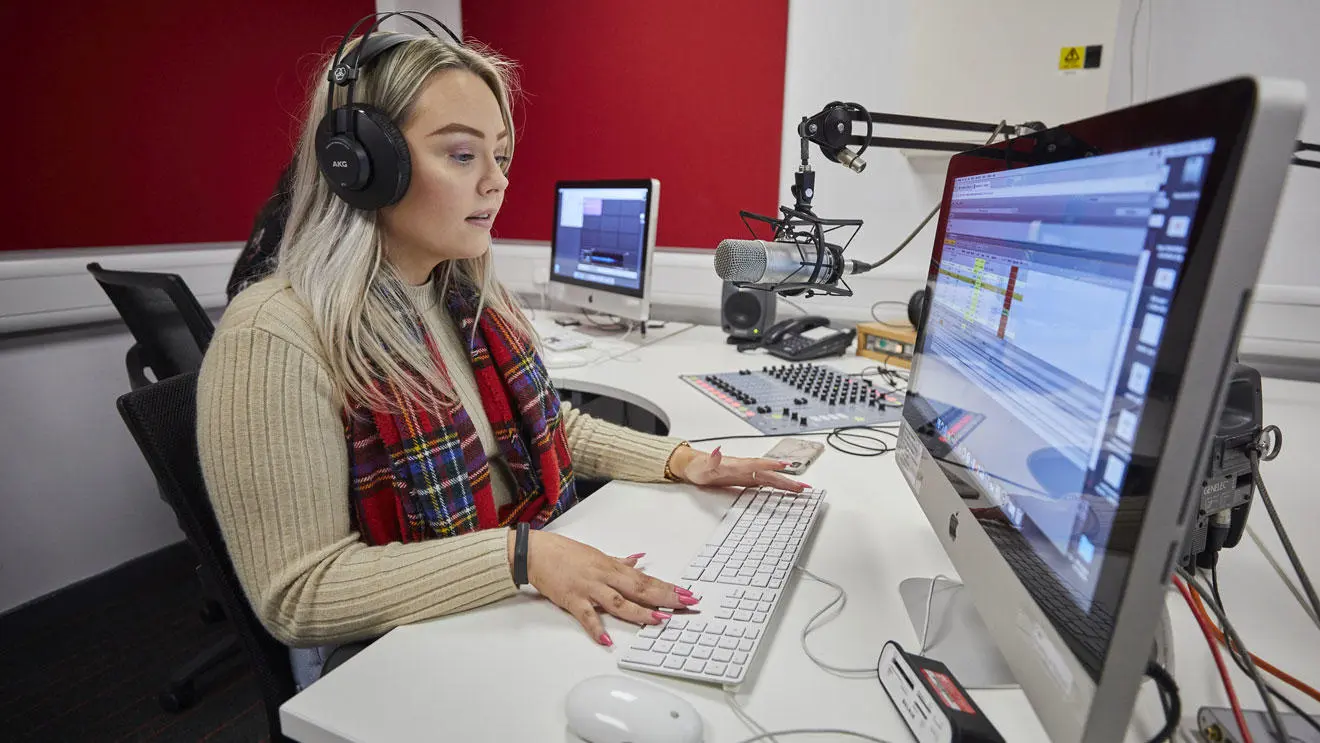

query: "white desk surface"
left=281, top=319, right=1320, bottom=743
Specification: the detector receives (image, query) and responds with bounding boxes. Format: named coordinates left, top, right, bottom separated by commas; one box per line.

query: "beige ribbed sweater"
left=196, top=277, right=685, bottom=647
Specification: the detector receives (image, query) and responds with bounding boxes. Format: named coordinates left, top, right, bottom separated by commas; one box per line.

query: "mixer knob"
left=800, top=417, right=808, bottom=427
left=782, top=407, right=790, bottom=416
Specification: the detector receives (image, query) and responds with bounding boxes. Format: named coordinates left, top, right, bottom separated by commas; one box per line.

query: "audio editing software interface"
left=552, top=187, right=649, bottom=292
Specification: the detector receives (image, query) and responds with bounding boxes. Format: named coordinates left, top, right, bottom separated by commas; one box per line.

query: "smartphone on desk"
left=760, top=316, right=855, bottom=361
left=764, top=438, right=826, bottom=475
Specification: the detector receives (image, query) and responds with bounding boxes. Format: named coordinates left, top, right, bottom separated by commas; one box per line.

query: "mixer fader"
left=681, top=363, right=904, bottom=435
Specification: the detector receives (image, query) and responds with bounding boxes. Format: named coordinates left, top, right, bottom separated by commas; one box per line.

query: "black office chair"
left=86, top=262, right=241, bottom=710
left=86, top=262, right=214, bottom=389
left=117, top=373, right=297, bottom=742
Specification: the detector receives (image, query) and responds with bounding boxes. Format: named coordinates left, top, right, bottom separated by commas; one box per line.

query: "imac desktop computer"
left=547, top=179, right=659, bottom=323
left=893, top=76, right=1305, bottom=742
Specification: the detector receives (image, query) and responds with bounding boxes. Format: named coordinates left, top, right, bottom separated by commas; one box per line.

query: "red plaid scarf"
left=346, top=285, right=578, bottom=545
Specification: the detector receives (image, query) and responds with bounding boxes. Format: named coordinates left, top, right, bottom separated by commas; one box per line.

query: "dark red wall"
left=6, top=1, right=373, bottom=251
left=462, top=1, right=789, bottom=249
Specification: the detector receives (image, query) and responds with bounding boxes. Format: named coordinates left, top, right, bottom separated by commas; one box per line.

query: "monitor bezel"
left=895, top=76, right=1304, bottom=743
left=548, top=179, right=659, bottom=301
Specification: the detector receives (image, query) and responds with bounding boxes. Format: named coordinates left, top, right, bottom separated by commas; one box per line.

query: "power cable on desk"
left=1207, top=570, right=1320, bottom=737
left=686, top=423, right=899, bottom=459
left=1144, top=661, right=1181, bottom=743
left=869, top=300, right=913, bottom=328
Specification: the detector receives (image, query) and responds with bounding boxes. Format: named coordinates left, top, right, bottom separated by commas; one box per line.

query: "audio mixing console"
left=681, top=363, right=905, bottom=435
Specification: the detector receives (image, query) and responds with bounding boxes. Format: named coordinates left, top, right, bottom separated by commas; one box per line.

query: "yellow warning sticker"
left=1059, top=46, right=1084, bottom=70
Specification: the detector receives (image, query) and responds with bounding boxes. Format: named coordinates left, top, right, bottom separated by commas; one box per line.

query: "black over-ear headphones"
left=315, top=12, right=462, bottom=210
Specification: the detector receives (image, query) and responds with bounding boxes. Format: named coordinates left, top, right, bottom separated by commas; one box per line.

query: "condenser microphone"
left=714, top=238, right=866, bottom=290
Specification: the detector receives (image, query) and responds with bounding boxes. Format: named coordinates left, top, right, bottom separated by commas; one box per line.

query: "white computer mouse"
left=564, top=674, right=704, bottom=743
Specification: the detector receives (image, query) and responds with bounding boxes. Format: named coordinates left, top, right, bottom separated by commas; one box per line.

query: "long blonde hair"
left=277, top=34, right=535, bottom=413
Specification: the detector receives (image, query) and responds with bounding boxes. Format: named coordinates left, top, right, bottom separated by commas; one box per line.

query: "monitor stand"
left=898, top=577, right=1018, bottom=689
left=898, top=577, right=1175, bottom=690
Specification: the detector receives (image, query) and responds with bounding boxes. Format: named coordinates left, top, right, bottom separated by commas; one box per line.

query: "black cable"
left=1143, top=662, right=1180, bottom=743
left=1210, top=568, right=1320, bottom=738
left=1210, top=563, right=1225, bottom=617
left=1249, top=448, right=1320, bottom=623
left=1179, top=569, right=1289, bottom=743
left=825, top=425, right=898, bottom=457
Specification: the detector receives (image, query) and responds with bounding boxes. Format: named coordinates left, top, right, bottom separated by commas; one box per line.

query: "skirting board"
left=3, top=241, right=1319, bottom=367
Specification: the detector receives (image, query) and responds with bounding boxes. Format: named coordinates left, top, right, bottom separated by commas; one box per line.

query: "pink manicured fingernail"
left=652, top=611, right=672, bottom=621
left=599, top=633, right=613, bottom=646
left=678, top=595, right=700, bottom=606
left=675, top=587, right=693, bottom=597
left=712, top=446, right=722, bottom=456
left=627, top=552, right=646, bottom=559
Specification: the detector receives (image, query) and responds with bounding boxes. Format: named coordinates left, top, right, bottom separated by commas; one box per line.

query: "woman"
left=196, top=30, right=805, bottom=687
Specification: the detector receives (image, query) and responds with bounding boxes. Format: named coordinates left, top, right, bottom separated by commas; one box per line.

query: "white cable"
left=795, top=567, right=876, bottom=677
left=732, top=729, right=893, bottom=743
left=919, top=574, right=955, bottom=653
left=723, top=688, right=775, bottom=742
left=780, top=297, right=809, bottom=316
left=1246, top=523, right=1320, bottom=628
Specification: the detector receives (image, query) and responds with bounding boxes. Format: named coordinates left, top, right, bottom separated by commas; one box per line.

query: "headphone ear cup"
left=314, top=104, right=411, bottom=210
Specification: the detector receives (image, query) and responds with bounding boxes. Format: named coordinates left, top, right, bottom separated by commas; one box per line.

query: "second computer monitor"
left=895, top=76, right=1304, bottom=743
left=548, top=179, right=659, bottom=323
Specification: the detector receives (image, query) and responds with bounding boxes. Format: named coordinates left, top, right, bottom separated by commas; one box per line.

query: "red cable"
left=1173, top=575, right=1253, bottom=743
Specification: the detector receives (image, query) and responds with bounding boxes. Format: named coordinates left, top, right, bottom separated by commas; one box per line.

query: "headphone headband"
left=315, top=11, right=464, bottom=211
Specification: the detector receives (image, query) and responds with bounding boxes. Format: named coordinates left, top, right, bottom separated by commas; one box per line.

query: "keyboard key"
left=745, top=589, right=763, bottom=601
left=672, top=644, right=693, bottom=657
left=751, top=576, right=770, bottom=587
left=715, top=608, right=734, bottom=619
left=682, top=566, right=704, bottom=581
left=721, top=597, right=740, bottom=609
left=717, top=637, right=740, bottom=650
left=660, top=629, right=682, bottom=642
left=731, top=663, right=745, bottom=677
left=706, top=621, right=728, bottom=635
left=639, top=626, right=664, bottom=639
left=725, top=626, right=744, bottom=638
left=693, top=646, right=713, bottom=660
left=739, top=639, right=755, bottom=651
left=653, top=641, right=674, bottom=653
left=629, top=651, right=666, bottom=666
left=734, top=651, right=749, bottom=664
left=688, top=621, right=708, bottom=633
left=633, top=639, right=655, bottom=651
left=721, top=576, right=751, bottom=586
left=770, top=578, right=783, bottom=589
left=738, top=599, right=758, bottom=611
left=744, top=627, right=761, bottom=640
left=684, top=659, right=707, bottom=674
left=752, top=612, right=767, bottom=623
left=664, top=656, right=686, bottom=670
left=713, top=649, right=734, bottom=662
left=701, top=567, right=722, bottom=581
left=729, top=588, right=745, bottom=599
left=699, top=635, right=719, bottom=647
left=668, top=617, right=688, bottom=630
left=707, top=662, right=728, bottom=676
left=757, top=601, right=773, bottom=613
left=733, top=610, right=752, bottom=622
left=680, top=631, right=701, bottom=644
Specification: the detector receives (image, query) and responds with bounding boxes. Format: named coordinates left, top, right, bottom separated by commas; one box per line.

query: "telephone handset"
left=753, top=315, right=855, bottom=361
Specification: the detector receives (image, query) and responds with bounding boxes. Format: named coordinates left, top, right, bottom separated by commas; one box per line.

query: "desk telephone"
left=754, top=315, right=855, bottom=361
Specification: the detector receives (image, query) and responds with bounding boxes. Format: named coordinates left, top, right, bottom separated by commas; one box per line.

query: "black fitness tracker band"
left=513, top=522, right=530, bottom=587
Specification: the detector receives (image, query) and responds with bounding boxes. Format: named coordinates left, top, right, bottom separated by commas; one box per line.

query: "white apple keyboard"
left=618, top=486, right=826, bottom=685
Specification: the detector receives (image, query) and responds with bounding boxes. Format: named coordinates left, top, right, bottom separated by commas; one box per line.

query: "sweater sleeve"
left=559, top=402, right=687, bottom=483
left=196, top=326, right=517, bottom=647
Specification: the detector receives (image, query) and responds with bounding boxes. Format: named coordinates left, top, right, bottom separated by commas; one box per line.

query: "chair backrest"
left=116, top=372, right=296, bottom=741
left=87, top=263, right=215, bottom=384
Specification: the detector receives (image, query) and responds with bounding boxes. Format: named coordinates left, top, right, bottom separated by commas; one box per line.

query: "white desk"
left=280, top=323, right=1320, bottom=743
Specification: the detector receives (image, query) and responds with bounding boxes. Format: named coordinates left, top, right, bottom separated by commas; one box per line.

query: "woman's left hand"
left=668, top=445, right=808, bottom=492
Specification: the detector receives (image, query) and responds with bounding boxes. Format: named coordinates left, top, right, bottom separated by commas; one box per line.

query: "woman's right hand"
left=508, top=529, right=699, bottom=646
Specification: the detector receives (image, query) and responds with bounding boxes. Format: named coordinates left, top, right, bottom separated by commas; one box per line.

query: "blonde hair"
left=277, top=34, right=536, bottom=413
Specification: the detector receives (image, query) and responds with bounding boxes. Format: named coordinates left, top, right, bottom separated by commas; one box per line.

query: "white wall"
left=375, top=0, right=461, bottom=37
left=1108, top=0, right=1320, bottom=360
left=0, top=246, right=237, bottom=613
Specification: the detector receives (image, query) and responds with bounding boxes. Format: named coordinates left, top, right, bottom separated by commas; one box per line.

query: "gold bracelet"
left=663, top=442, right=691, bottom=482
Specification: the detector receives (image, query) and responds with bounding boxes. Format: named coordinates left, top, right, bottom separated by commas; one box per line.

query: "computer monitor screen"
left=894, top=76, right=1302, bottom=743
left=906, top=136, right=1217, bottom=675
left=551, top=182, right=656, bottom=298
